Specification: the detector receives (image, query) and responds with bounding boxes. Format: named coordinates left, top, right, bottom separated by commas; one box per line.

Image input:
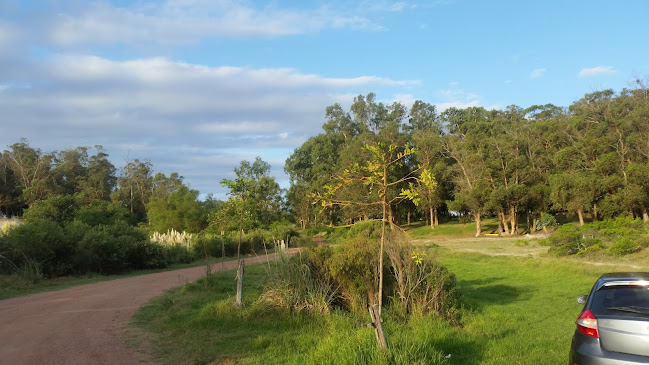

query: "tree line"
left=285, top=84, right=649, bottom=236
left=0, top=141, right=286, bottom=235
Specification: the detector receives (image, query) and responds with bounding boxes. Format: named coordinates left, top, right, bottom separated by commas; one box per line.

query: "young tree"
left=321, top=141, right=418, bottom=349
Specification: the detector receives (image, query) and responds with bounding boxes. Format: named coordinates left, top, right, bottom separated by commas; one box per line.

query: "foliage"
left=0, top=218, right=187, bottom=278
left=147, top=186, right=206, bottom=233
left=542, top=217, right=649, bottom=256
left=259, top=252, right=337, bottom=314
left=385, top=235, right=460, bottom=320
left=608, top=237, right=641, bottom=256
left=535, top=212, right=558, bottom=231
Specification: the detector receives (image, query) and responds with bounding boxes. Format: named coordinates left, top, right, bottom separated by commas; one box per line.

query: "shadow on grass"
left=458, top=277, right=529, bottom=313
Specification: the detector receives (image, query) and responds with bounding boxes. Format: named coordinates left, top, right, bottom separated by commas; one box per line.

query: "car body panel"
left=569, top=272, right=649, bottom=365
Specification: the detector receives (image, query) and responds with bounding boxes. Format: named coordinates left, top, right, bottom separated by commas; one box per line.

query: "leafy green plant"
left=608, top=237, right=640, bottom=256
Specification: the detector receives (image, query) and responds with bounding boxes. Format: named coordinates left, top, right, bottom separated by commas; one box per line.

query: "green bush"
left=1, top=219, right=75, bottom=277
left=385, top=236, right=460, bottom=320
left=347, top=220, right=383, bottom=239
left=535, top=212, right=557, bottom=232
left=75, top=200, right=137, bottom=226
left=23, top=195, right=79, bottom=224
left=326, top=237, right=382, bottom=313
left=259, top=252, right=336, bottom=314
left=543, top=217, right=649, bottom=257
left=608, top=237, right=640, bottom=256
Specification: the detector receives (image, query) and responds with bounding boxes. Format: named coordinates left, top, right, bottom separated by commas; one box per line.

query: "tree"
left=111, top=159, right=153, bottom=221
left=4, top=140, right=54, bottom=208
left=321, top=141, right=418, bottom=349
left=147, top=185, right=205, bottom=233
left=78, top=147, right=117, bottom=204
left=441, top=107, right=491, bottom=236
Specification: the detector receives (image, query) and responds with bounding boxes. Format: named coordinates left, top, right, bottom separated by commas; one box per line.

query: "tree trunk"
left=499, top=211, right=509, bottom=235
left=641, top=205, right=649, bottom=223
left=577, top=207, right=585, bottom=226
left=497, top=213, right=504, bottom=235
left=592, top=204, right=599, bottom=221
left=407, top=209, right=411, bottom=225
left=509, top=205, right=517, bottom=235
left=475, top=212, right=482, bottom=237
left=429, top=207, right=434, bottom=229
left=434, top=208, right=439, bottom=226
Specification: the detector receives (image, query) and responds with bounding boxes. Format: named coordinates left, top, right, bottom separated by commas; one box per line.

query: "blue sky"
left=1, top=0, right=647, bottom=199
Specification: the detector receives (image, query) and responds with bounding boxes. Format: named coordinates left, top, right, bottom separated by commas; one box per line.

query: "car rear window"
left=590, top=287, right=649, bottom=317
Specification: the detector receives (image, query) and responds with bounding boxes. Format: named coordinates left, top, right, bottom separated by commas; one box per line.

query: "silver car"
left=570, top=272, right=649, bottom=364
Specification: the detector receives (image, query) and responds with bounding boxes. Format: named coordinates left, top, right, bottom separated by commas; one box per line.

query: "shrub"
left=23, top=195, right=79, bottom=224
left=385, top=234, right=460, bottom=320
left=535, top=213, right=558, bottom=232
left=75, top=200, right=137, bottom=226
left=259, top=252, right=337, bottom=314
left=543, top=217, right=649, bottom=256
left=326, top=237, right=381, bottom=313
left=2, top=219, right=75, bottom=277
left=347, top=220, right=383, bottom=239
left=608, top=237, right=640, bottom=256
left=77, top=220, right=152, bottom=274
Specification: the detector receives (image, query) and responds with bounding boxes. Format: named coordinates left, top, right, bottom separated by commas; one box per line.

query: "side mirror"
left=577, top=295, right=588, bottom=305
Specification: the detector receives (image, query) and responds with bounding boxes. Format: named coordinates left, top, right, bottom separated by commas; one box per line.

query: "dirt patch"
left=0, top=252, right=291, bottom=365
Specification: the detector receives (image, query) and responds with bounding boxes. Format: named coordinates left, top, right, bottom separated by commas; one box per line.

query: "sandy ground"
left=0, top=253, right=285, bottom=365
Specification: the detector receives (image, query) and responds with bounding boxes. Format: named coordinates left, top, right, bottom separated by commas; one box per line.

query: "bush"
left=347, top=220, right=383, bottom=239
left=608, top=237, right=640, bottom=256
left=543, top=217, right=649, bottom=256
left=536, top=212, right=558, bottom=232
left=326, top=237, right=382, bottom=313
left=77, top=220, right=157, bottom=274
left=259, top=252, right=337, bottom=314
left=2, top=219, right=74, bottom=277
left=385, top=235, right=460, bottom=320
left=75, top=200, right=137, bottom=226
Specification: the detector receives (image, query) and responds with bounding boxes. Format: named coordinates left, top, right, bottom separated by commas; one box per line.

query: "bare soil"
left=0, top=253, right=285, bottom=365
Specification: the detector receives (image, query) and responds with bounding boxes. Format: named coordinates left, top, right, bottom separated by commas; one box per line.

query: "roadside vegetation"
left=133, top=229, right=640, bottom=365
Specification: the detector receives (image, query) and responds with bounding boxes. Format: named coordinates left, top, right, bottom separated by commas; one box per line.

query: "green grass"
left=405, top=219, right=500, bottom=238
left=131, top=244, right=628, bottom=364
left=433, top=251, right=611, bottom=364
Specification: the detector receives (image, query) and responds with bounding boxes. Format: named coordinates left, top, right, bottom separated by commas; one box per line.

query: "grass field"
left=130, top=234, right=644, bottom=364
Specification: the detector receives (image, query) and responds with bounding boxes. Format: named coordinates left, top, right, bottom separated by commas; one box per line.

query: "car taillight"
left=576, top=309, right=598, bottom=338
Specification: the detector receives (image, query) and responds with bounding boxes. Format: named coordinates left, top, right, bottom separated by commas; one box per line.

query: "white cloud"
left=47, top=0, right=382, bottom=46
left=434, top=86, right=483, bottom=112
left=530, top=68, right=546, bottom=79
left=578, top=66, right=616, bottom=78
left=0, top=54, right=415, bottom=198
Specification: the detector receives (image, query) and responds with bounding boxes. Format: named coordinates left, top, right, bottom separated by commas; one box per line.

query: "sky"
left=1, top=0, right=648, bottom=199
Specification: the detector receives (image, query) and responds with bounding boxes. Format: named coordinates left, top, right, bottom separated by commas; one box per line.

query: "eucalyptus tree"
left=0, top=152, right=22, bottom=217
left=441, top=107, right=491, bottom=236
left=78, top=147, right=117, bottom=203
left=111, top=159, right=153, bottom=221
left=3, top=140, right=54, bottom=208
left=407, top=101, right=448, bottom=227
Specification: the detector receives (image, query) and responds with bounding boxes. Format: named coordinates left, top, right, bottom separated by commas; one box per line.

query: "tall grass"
left=259, top=252, right=337, bottom=314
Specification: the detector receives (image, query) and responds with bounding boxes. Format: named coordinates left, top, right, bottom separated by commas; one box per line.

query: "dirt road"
left=0, top=254, right=281, bottom=365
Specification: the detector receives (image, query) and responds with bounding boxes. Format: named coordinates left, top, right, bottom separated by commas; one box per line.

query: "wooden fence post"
left=369, top=304, right=388, bottom=349
left=236, top=259, right=244, bottom=308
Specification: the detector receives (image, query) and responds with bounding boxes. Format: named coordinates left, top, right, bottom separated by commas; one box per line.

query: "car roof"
left=595, top=272, right=649, bottom=291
